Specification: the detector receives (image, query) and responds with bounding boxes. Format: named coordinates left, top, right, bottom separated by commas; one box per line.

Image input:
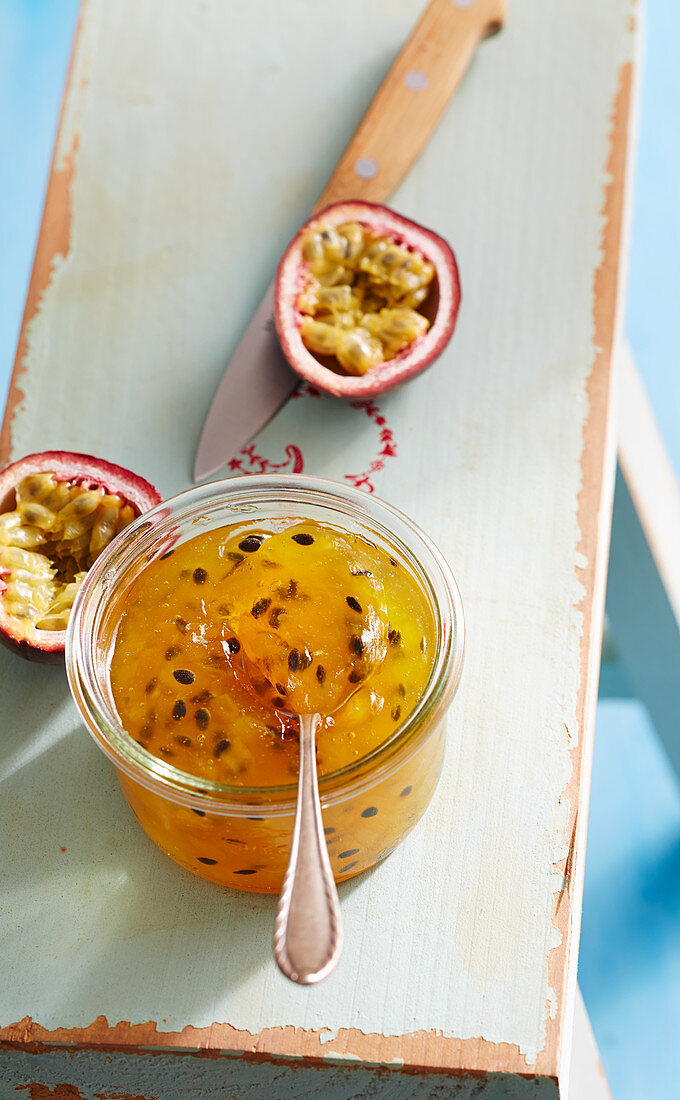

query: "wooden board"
left=0, top=0, right=637, bottom=1094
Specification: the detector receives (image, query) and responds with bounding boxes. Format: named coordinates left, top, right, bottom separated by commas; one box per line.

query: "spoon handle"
left=274, top=713, right=343, bottom=984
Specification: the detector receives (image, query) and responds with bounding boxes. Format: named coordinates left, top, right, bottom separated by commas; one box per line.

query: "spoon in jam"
left=227, top=523, right=389, bottom=983
left=242, top=648, right=384, bottom=985
left=268, top=699, right=342, bottom=985
left=240, top=620, right=382, bottom=981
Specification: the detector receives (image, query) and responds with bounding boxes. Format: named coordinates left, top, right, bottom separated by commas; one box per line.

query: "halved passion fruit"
left=0, top=451, right=161, bottom=663
left=274, top=201, right=461, bottom=398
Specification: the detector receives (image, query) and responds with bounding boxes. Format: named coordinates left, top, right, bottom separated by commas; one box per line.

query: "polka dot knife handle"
left=313, top=0, right=506, bottom=213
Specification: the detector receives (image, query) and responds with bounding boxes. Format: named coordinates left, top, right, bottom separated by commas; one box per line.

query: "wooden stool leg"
left=605, top=343, right=680, bottom=779
left=568, top=988, right=613, bottom=1099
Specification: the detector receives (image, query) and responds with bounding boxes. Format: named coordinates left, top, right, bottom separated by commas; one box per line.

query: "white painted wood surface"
left=0, top=0, right=636, bottom=1092
left=566, top=990, right=613, bottom=1100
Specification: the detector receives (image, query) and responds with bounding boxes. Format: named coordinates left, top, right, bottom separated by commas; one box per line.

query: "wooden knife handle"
left=313, top=0, right=506, bottom=213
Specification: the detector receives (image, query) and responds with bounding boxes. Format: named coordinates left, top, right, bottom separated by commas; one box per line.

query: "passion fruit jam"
left=107, top=518, right=444, bottom=892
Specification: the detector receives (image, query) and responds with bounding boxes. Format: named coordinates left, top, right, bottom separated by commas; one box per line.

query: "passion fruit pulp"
left=274, top=201, right=461, bottom=398
left=0, top=451, right=161, bottom=663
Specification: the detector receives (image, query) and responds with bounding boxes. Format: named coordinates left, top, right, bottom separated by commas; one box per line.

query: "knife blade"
left=194, top=0, right=506, bottom=483
left=194, top=285, right=298, bottom=482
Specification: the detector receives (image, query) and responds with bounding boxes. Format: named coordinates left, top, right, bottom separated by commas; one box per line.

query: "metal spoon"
left=240, top=652, right=343, bottom=984
left=273, top=711, right=343, bottom=984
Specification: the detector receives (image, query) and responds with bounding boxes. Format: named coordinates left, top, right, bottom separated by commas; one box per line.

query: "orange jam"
left=109, top=518, right=443, bottom=891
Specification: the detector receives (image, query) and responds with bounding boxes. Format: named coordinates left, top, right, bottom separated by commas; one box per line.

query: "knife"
left=194, top=0, right=506, bottom=483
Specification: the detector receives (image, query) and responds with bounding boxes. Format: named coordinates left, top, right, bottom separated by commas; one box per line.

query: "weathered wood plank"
left=0, top=0, right=637, bottom=1092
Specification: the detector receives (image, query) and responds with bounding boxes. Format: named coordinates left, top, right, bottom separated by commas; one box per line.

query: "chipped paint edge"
left=546, top=20, right=639, bottom=1094
left=0, top=1016, right=555, bottom=1087
left=0, top=1, right=637, bottom=1087
left=0, top=0, right=91, bottom=467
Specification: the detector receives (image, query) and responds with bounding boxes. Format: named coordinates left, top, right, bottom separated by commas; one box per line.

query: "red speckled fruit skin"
left=0, top=451, right=162, bottom=663
left=274, top=201, right=461, bottom=398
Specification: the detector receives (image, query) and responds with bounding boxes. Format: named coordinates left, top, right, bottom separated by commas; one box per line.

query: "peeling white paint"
left=323, top=1051, right=363, bottom=1064
left=0, top=0, right=635, bottom=1076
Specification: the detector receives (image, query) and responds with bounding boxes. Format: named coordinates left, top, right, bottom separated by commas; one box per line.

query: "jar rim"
left=66, top=474, right=465, bottom=813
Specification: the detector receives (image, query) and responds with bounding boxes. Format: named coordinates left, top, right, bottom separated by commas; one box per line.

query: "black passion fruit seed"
left=239, top=536, right=263, bottom=553
left=194, top=708, right=210, bottom=731
left=173, top=668, right=195, bottom=685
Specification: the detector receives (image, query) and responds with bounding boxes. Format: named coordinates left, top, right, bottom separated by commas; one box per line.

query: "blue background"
left=1, top=2, right=679, bottom=1096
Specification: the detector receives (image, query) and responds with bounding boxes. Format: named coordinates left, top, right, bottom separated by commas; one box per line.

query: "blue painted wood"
left=604, top=466, right=680, bottom=779
left=0, top=1047, right=559, bottom=1100
left=596, top=659, right=632, bottom=700
left=597, top=619, right=633, bottom=699
left=580, top=698, right=680, bottom=1100
left=626, top=1, right=680, bottom=483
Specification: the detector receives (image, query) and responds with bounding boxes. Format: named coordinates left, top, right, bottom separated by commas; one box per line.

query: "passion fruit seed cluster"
left=0, top=472, right=135, bottom=631
left=297, top=222, right=433, bottom=376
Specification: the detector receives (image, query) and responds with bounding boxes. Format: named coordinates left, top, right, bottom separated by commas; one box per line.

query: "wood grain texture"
left=0, top=0, right=637, bottom=1094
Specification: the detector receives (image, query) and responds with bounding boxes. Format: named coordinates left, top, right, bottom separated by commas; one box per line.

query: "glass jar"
left=66, top=475, right=465, bottom=893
